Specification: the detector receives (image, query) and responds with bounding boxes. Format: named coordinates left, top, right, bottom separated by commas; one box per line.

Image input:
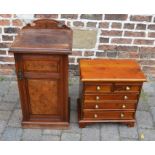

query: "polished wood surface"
left=78, top=59, right=146, bottom=128
left=85, top=83, right=112, bottom=93
left=84, top=93, right=139, bottom=101
left=83, top=101, right=137, bottom=110
left=22, top=19, right=70, bottom=30
left=114, top=83, right=141, bottom=92
left=28, top=79, right=58, bottom=115
left=80, top=59, right=146, bottom=82
left=10, top=19, right=72, bottom=128
left=83, top=110, right=135, bottom=120
left=10, top=19, right=72, bottom=53
left=23, top=55, right=60, bottom=72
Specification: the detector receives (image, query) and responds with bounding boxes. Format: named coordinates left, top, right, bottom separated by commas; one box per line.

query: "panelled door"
left=15, top=54, right=64, bottom=122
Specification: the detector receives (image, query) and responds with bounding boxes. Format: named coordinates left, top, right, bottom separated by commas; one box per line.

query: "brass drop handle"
left=120, top=113, right=125, bottom=118
left=94, top=114, right=98, bottom=118
left=124, top=95, right=128, bottom=100
left=122, top=104, right=126, bottom=109
left=126, top=86, right=131, bottom=91
left=96, top=86, right=101, bottom=91
left=96, top=96, right=100, bottom=100
left=95, top=104, right=99, bottom=109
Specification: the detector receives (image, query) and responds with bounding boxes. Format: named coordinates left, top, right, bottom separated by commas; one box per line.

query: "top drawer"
left=114, top=82, right=142, bottom=92
left=23, top=55, right=60, bottom=73
left=84, top=82, right=112, bottom=93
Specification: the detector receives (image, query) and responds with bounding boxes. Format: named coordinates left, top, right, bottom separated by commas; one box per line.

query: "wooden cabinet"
left=10, top=19, right=72, bottom=128
left=78, top=59, right=147, bottom=128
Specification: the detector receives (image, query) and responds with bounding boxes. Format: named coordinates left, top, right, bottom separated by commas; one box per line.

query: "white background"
left=0, top=0, right=155, bottom=13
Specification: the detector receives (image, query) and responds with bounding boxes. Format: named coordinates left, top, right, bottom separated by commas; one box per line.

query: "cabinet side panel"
left=62, top=55, right=69, bottom=121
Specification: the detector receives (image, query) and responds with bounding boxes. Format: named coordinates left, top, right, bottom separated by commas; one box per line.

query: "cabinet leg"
left=127, top=122, right=135, bottom=127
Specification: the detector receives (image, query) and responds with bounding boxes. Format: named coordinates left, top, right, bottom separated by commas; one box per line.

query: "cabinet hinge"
left=17, top=70, right=23, bottom=80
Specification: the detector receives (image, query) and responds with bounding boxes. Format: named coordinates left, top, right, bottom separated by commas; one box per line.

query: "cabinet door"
left=15, top=54, right=65, bottom=122
left=27, top=79, right=61, bottom=117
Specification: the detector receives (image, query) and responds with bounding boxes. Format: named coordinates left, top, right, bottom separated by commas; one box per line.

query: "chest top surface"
left=10, top=19, right=72, bottom=54
left=79, top=59, right=147, bottom=82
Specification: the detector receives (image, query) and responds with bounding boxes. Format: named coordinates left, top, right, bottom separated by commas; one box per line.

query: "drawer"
left=84, top=93, right=139, bottom=102
left=83, top=110, right=135, bottom=120
left=23, top=55, right=60, bottom=72
left=84, top=82, right=112, bottom=93
left=83, top=101, right=137, bottom=110
left=114, top=82, right=142, bottom=92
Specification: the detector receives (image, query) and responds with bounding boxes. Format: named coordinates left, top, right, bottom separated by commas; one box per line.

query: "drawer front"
left=114, top=83, right=142, bottom=92
left=84, top=82, right=112, bottom=93
left=23, top=55, right=60, bottom=73
left=83, top=110, right=135, bottom=120
left=83, top=101, right=137, bottom=110
left=84, top=93, right=139, bottom=102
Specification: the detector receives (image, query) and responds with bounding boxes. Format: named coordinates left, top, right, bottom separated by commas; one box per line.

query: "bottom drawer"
left=83, top=110, right=135, bottom=120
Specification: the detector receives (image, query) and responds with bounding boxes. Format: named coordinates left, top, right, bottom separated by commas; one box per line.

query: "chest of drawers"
left=78, top=59, right=146, bottom=128
left=9, top=19, right=72, bottom=128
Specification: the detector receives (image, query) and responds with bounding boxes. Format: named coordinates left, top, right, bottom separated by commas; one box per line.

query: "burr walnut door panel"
left=17, top=54, right=65, bottom=122
left=27, top=79, right=59, bottom=115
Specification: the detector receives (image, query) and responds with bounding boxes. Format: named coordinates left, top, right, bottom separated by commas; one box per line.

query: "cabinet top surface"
left=79, top=59, right=147, bottom=82
left=9, top=19, right=72, bottom=54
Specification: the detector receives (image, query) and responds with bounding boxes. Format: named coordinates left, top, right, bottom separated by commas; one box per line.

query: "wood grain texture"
left=83, top=101, right=137, bottom=110
left=14, top=54, right=70, bottom=128
left=10, top=19, right=72, bottom=53
left=84, top=93, right=139, bottom=101
left=77, top=99, right=135, bottom=128
left=10, top=19, right=72, bottom=128
left=83, top=110, right=135, bottom=120
left=114, top=84, right=140, bottom=92
left=84, top=83, right=112, bottom=93
left=28, top=79, right=58, bottom=115
left=22, top=19, right=70, bottom=30
left=78, top=59, right=146, bottom=128
left=80, top=59, right=147, bottom=82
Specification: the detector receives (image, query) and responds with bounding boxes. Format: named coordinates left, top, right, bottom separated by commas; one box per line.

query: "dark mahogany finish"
left=10, top=19, right=72, bottom=128
left=78, top=59, right=147, bottom=128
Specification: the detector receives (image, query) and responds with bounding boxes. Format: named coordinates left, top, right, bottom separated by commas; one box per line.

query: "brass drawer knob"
left=126, top=86, right=131, bottom=91
left=120, top=113, right=125, bottom=118
left=122, top=104, right=126, bottom=109
left=96, top=96, right=100, bottom=100
left=124, top=95, right=128, bottom=100
left=96, top=86, right=101, bottom=91
left=95, top=104, right=99, bottom=109
left=94, top=114, right=98, bottom=118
